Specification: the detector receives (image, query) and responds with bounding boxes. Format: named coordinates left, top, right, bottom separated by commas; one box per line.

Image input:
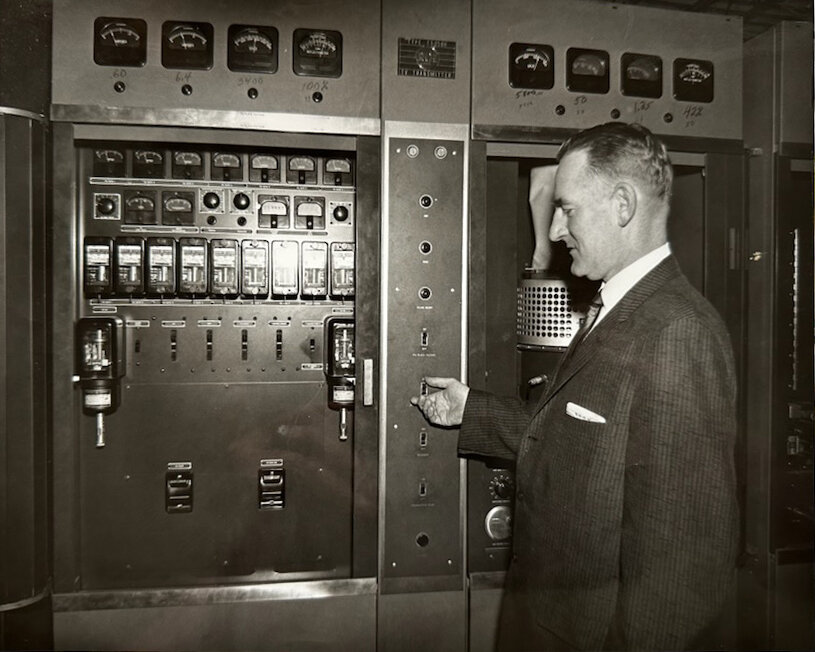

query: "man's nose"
left=549, top=207, right=567, bottom=241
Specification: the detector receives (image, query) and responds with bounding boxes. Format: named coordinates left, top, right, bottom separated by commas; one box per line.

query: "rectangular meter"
left=210, top=239, right=239, bottom=298
left=114, top=237, right=145, bottom=297
left=84, top=237, right=114, bottom=298
left=146, top=238, right=177, bottom=297
left=272, top=241, right=299, bottom=298
left=302, top=242, right=328, bottom=298
left=178, top=237, right=208, bottom=298
left=330, top=242, right=355, bottom=298
left=241, top=240, right=269, bottom=298
left=258, top=195, right=290, bottom=229
left=294, top=197, right=325, bottom=230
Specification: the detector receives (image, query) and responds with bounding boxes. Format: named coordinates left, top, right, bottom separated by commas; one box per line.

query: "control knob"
left=333, top=205, right=349, bottom=222
left=203, top=192, right=220, bottom=209
left=484, top=506, right=512, bottom=541
left=490, top=475, right=514, bottom=500
left=233, top=192, right=250, bottom=210
left=96, top=197, right=116, bottom=216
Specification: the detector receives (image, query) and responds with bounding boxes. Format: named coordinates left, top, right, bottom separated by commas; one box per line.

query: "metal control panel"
left=382, top=134, right=467, bottom=590
left=73, top=135, right=358, bottom=589
left=51, top=0, right=380, bottom=134
left=472, top=0, right=742, bottom=142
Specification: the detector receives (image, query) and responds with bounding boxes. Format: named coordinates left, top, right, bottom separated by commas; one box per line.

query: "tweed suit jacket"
left=459, top=256, right=739, bottom=651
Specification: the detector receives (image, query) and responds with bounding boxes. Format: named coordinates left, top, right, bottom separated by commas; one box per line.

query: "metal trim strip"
left=0, top=106, right=46, bottom=122
left=473, top=124, right=744, bottom=154
left=52, top=577, right=377, bottom=612
left=50, top=104, right=380, bottom=136
left=0, top=586, right=51, bottom=612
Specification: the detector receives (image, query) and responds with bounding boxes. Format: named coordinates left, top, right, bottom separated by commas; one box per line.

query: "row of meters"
left=83, top=236, right=355, bottom=300
left=95, top=19, right=342, bottom=77
left=91, top=148, right=355, bottom=185
left=510, top=45, right=715, bottom=102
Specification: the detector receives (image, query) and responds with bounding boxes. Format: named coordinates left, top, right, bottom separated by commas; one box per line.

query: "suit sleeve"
left=618, top=316, right=739, bottom=651
left=457, top=389, right=537, bottom=461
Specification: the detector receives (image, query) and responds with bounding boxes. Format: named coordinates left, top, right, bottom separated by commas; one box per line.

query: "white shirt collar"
left=593, top=242, right=671, bottom=328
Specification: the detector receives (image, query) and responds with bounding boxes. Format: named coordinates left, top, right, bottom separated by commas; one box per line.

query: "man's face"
left=550, top=149, right=619, bottom=281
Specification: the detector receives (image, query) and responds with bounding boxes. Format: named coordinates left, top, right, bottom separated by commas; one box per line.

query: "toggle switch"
left=258, top=460, right=285, bottom=509
left=275, top=329, right=283, bottom=360
left=165, top=463, right=193, bottom=513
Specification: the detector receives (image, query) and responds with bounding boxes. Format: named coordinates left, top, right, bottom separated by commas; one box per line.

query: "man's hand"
left=410, top=376, right=470, bottom=427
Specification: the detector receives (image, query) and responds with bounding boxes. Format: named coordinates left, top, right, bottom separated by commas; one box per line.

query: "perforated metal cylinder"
left=516, top=275, right=583, bottom=350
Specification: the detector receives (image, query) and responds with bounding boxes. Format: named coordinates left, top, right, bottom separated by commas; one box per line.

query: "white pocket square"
left=566, top=401, right=606, bottom=423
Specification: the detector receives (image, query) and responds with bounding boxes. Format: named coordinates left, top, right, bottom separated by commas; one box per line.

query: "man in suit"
left=411, top=122, right=739, bottom=651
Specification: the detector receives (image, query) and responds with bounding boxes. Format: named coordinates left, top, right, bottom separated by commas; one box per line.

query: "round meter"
left=508, top=43, right=554, bottom=89
left=228, top=25, right=278, bottom=73
left=162, top=21, right=213, bottom=70
left=133, top=150, right=165, bottom=178
left=293, top=29, right=343, bottom=78
left=621, top=53, right=663, bottom=98
left=94, top=17, right=147, bottom=67
left=567, top=48, right=610, bottom=94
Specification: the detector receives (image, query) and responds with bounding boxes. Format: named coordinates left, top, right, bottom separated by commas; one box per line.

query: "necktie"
left=576, top=290, right=603, bottom=344
left=561, top=291, right=603, bottom=366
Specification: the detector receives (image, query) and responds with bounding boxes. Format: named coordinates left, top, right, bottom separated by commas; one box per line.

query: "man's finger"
left=423, top=376, right=454, bottom=389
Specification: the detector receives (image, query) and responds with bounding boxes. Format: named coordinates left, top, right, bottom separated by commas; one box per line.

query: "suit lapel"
left=533, top=256, right=683, bottom=417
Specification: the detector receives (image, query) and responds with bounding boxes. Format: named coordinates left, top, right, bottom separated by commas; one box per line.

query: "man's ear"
left=612, top=182, right=637, bottom=227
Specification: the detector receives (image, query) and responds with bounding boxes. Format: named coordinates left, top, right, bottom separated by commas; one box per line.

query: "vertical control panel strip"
left=380, top=123, right=468, bottom=592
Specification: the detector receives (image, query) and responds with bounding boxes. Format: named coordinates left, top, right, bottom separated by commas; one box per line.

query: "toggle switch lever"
left=339, top=407, right=348, bottom=441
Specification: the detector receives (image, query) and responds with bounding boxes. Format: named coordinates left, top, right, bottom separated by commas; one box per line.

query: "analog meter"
left=673, top=58, right=714, bottom=103
left=567, top=48, right=610, bottom=94
left=171, top=150, right=204, bottom=180
left=621, top=53, right=663, bottom=98
left=292, top=29, right=343, bottom=78
left=162, top=21, right=213, bottom=70
left=93, top=17, right=147, bottom=67
left=508, top=43, right=554, bottom=89
left=228, top=25, right=278, bottom=73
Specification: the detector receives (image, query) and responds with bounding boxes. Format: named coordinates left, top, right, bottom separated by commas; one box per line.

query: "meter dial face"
left=288, top=156, right=316, bottom=172
left=161, top=21, right=213, bottom=70
left=250, top=154, right=280, bottom=183
left=292, top=29, right=343, bottom=78
left=508, top=43, right=554, bottom=89
left=171, top=151, right=204, bottom=180
left=133, top=149, right=165, bottom=178
left=93, top=149, right=125, bottom=177
left=251, top=155, right=279, bottom=171
left=228, top=25, right=278, bottom=73
left=325, top=158, right=351, bottom=174
left=673, top=58, right=714, bottom=103
left=212, top=153, right=241, bottom=169
left=94, top=17, right=147, bottom=67
left=621, top=53, right=662, bottom=98
left=566, top=48, right=610, bottom=94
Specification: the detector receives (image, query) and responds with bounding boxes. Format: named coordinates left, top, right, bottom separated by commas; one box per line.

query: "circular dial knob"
left=96, top=197, right=116, bottom=215
left=484, top=506, right=512, bottom=541
left=490, top=475, right=514, bottom=500
left=333, top=205, right=349, bottom=221
left=203, top=192, right=220, bottom=209
left=233, top=192, right=250, bottom=210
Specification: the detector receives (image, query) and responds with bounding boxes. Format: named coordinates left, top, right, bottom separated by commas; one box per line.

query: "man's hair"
left=557, top=122, right=673, bottom=204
